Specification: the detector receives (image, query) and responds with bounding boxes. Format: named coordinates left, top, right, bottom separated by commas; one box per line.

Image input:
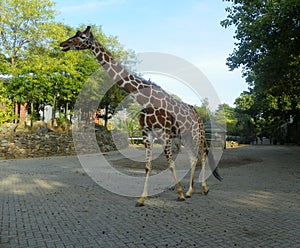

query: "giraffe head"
left=60, top=26, right=94, bottom=52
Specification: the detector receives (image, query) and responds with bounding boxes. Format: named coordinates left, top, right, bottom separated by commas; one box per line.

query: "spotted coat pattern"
left=60, top=26, right=211, bottom=206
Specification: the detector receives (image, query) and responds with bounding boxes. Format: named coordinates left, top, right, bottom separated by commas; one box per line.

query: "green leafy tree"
left=0, top=80, right=16, bottom=124
left=53, top=25, right=100, bottom=124
left=126, top=102, right=142, bottom=139
left=0, top=0, right=56, bottom=69
left=0, top=1, right=136, bottom=129
left=98, top=84, right=128, bottom=127
left=112, top=101, right=142, bottom=142
left=234, top=93, right=257, bottom=142
left=70, top=24, right=136, bottom=127
left=90, top=24, right=137, bottom=128
left=214, top=104, right=236, bottom=135
left=194, top=98, right=210, bottom=123
left=221, top=0, right=300, bottom=142
left=0, top=0, right=57, bottom=124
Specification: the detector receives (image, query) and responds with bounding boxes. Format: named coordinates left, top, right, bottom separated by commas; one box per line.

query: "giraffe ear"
left=84, top=26, right=93, bottom=38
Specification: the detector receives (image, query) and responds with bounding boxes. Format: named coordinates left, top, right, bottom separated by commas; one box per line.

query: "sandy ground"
left=108, top=144, right=265, bottom=172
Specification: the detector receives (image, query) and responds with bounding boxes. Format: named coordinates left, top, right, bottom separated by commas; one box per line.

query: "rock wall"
left=0, top=124, right=129, bottom=160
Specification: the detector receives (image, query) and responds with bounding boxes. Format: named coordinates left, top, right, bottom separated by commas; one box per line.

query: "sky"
left=55, top=0, right=248, bottom=108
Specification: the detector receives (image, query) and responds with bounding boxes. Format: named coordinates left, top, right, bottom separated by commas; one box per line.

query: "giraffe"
left=60, top=26, right=222, bottom=206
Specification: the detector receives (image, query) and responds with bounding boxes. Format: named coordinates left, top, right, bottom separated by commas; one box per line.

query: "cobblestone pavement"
left=0, top=145, right=299, bottom=247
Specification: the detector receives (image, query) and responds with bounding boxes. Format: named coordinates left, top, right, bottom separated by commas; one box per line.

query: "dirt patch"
left=218, top=147, right=263, bottom=168
left=111, top=154, right=167, bottom=171
left=111, top=145, right=263, bottom=171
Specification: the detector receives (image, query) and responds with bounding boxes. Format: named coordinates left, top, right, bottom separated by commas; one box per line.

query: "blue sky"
left=55, top=0, right=247, bottom=107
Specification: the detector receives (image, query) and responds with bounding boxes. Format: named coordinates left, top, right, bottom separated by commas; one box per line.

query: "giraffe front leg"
left=170, top=161, right=185, bottom=201
left=186, top=156, right=198, bottom=198
left=136, top=132, right=153, bottom=207
left=201, top=157, right=209, bottom=195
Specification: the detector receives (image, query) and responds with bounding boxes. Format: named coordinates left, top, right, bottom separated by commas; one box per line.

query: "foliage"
left=113, top=101, right=142, bottom=140
left=0, top=80, right=17, bottom=124
left=98, top=84, right=128, bottom=127
left=0, top=0, right=136, bottom=127
left=1, top=0, right=58, bottom=124
left=126, top=102, right=142, bottom=138
left=210, top=102, right=255, bottom=143
left=84, top=24, right=137, bottom=126
left=214, top=104, right=235, bottom=133
left=73, top=23, right=136, bottom=126
left=221, top=0, right=300, bottom=141
left=0, top=0, right=56, bottom=67
left=193, top=98, right=210, bottom=123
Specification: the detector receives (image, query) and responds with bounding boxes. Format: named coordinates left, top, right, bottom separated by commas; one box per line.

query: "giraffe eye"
left=80, top=35, right=86, bottom=39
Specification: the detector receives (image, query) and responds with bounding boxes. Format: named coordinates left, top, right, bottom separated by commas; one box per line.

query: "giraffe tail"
left=212, top=166, right=222, bottom=181
left=206, top=149, right=223, bottom=181
left=196, top=114, right=222, bottom=181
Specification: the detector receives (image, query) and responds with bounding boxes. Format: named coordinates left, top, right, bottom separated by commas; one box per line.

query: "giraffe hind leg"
left=184, top=136, right=199, bottom=198
left=199, top=139, right=209, bottom=195
left=164, top=140, right=185, bottom=201
left=136, top=162, right=151, bottom=207
left=201, top=154, right=209, bottom=195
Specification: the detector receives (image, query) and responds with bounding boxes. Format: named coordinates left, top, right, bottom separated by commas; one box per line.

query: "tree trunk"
left=42, top=104, right=45, bottom=122
left=14, top=102, right=19, bottom=124
left=65, top=102, right=68, bottom=119
left=104, top=105, right=109, bottom=128
left=20, top=103, right=27, bottom=125
left=30, top=101, right=34, bottom=127
left=52, top=95, right=56, bottom=127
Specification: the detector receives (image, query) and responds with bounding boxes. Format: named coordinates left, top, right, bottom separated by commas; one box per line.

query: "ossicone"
left=85, top=26, right=91, bottom=33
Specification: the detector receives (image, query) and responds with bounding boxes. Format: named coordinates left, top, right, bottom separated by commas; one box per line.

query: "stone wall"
left=0, top=124, right=129, bottom=160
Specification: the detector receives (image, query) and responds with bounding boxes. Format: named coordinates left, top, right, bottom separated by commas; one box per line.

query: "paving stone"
left=0, top=146, right=299, bottom=247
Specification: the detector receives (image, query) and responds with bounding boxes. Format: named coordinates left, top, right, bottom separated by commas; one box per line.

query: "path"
left=0, top=145, right=299, bottom=247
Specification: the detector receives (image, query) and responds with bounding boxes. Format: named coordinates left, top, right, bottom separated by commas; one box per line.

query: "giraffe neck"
left=90, top=41, right=139, bottom=93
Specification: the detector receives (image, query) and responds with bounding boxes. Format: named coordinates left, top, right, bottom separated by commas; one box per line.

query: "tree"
left=126, top=102, right=142, bottom=138
left=221, top=0, right=300, bottom=142
left=112, top=101, right=142, bottom=142
left=0, top=0, right=58, bottom=124
left=213, top=104, right=236, bottom=135
left=98, top=84, right=128, bottom=127
left=53, top=24, right=100, bottom=124
left=0, top=80, right=16, bottom=124
left=71, top=24, right=136, bottom=127
left=0, top=0, right=56, bottom=68
left=0, top=0, right=135, bottom=128
left=234, top=93, right=257, bottom=142
left=194, top=98, right=210, bottom=123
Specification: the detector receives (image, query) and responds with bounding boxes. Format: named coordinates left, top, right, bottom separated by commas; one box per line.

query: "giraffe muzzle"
left=60, top=41, right=70, bottom=52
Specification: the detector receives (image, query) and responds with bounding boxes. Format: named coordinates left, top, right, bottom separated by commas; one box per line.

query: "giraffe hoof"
left=185, top=190, right=193, bottom=198
left=177, top=197, right=186, bottom=202
left=136, top=198, right=145, bottom=207
left=135, top=202, right=145, bottom=207
left=203, top=186, right=209, bottom=195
